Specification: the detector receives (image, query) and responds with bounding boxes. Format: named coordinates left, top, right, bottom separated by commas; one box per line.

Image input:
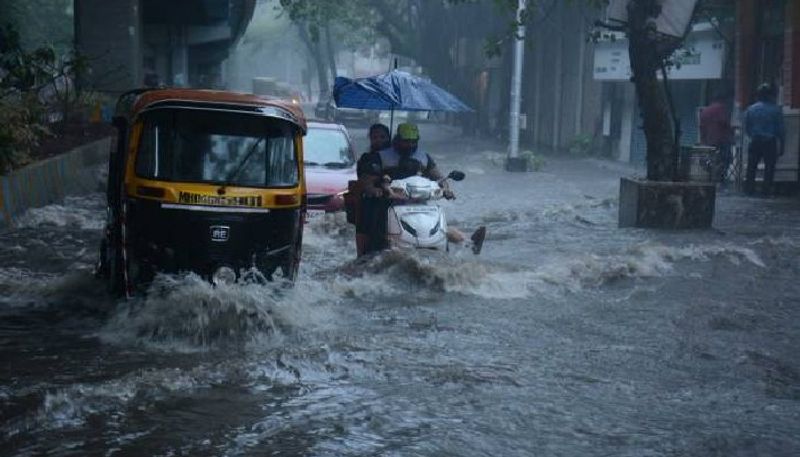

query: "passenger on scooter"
left=355, top=123, right=456, bottom=255
left=360, top=123, right=455, bottom=199
left=354, top=124, right=391, bottom=255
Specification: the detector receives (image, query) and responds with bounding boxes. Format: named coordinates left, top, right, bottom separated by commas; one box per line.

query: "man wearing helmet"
left=354, top=123, right=454, bottom=254
left=359, top=122, right=453, bottom=198
left=744, top=83, right=785, bottom=196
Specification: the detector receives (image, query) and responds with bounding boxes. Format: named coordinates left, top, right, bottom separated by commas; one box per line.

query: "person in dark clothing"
left=355, top=123, right=454, bottom=256
left=744, top=83, right=785, bottom=196
left=354, top=123, right=392, bottom=256
left=359, top=123, right=450, bottom=192
left=699, top=91, right=734, bottom=182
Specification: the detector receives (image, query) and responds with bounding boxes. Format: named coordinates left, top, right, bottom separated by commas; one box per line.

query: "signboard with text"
left=593, top=29, right=725, bottom=81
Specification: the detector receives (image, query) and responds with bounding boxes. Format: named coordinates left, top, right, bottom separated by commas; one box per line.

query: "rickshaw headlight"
left=212, top=266, right=236, bottom=285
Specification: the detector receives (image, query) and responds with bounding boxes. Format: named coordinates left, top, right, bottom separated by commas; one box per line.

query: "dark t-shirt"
left=357, top=147, right=437, bottom=180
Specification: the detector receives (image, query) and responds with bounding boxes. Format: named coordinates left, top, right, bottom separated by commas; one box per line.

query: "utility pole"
left=506, top=0, right=528, bottom=172
left=506, top=0, right=528, bottom=171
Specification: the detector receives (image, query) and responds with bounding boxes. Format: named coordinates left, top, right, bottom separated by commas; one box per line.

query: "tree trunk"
left=324, top=24, right=337, bottom=82
left=627, top=0, right=678, bottom=181
left=298, top=24, right=330, bottom=100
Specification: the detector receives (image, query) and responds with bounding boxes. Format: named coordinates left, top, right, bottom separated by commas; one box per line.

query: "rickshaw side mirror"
left=448, top=170, right=466, bottom=181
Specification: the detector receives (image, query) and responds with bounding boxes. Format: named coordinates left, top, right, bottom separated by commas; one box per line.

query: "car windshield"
left=135, top=109, right=298, bottom=187
left=303, top=127, right=353, bottom=167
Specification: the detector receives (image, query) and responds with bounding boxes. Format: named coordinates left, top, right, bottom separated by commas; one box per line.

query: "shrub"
left=567, top=133, right=594, bottom=155
left=0, top=94, right=50, bottom=173
left=520, top=150, right=545, bottom=172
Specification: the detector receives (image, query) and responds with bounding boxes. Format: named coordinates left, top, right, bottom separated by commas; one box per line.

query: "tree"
left=596, top=0, right=703, bottom=181
left=0, top=0, right=74, bottom=53
left=626, top=0, right=684, bottom=181
left=278, top=0, right=379, bottom=98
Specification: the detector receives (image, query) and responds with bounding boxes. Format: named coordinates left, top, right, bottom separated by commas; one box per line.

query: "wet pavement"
left=1, top=124, right=800, bottom=456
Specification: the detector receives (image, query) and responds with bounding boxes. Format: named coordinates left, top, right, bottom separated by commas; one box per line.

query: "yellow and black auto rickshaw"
left=97, top=88, right=307, bottom=297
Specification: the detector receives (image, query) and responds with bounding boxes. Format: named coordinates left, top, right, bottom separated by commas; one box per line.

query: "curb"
left=0, top=137, right=111, bottom=229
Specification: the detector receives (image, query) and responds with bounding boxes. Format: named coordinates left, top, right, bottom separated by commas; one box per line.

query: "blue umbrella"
left=333, top=70, right=472, bottom=130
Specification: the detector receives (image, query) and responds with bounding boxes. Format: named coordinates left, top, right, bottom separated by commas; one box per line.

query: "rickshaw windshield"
left=135, top=109, right=299, bottom=188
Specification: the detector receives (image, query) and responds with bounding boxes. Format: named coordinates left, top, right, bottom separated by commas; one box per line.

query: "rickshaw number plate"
left=210, top=225, right=230, bottom=242
left=307, top=210, right=326, bottom=219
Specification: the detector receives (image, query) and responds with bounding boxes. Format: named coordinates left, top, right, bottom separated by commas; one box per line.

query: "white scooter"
left=383, top=171, right=465, bottom=251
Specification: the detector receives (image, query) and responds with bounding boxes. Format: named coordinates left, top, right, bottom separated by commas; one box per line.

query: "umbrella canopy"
left=333, top=70, right=472, bottom=112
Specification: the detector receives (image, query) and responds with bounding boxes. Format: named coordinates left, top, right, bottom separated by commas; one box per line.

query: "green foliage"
left=567, top=133, right=594, bottom=155
left=0, top=94, right=49, bottom=173
left=0, top=24, right=95, bottom=174
left=520, top=150, right=545, bottom=171
left=0, top=25, right=57, bottom=94
left=0, top=0, right=73, bottom=53
left=277, top=0, right=379, bottom=47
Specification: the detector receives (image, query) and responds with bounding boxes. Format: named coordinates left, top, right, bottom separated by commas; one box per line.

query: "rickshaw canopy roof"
left=121, top=88, right=307, bottom=132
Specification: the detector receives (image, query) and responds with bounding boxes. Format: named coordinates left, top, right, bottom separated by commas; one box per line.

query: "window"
left=135, top=109, right=299, bottom=187
left=303, top=127, right=354, bottom=167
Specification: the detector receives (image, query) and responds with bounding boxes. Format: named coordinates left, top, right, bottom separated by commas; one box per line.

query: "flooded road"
left=2, top=125, right=800, bottom=456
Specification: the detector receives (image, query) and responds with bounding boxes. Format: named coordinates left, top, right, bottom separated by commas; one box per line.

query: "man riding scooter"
left=353, top=123, right=484, bottom=256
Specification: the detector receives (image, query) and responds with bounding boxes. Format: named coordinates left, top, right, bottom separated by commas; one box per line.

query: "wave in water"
left=14, top=195, right=105, bottom=231
left=100, top=273, right=336, bottom=351
left=325, top=242, right=766, bottom=300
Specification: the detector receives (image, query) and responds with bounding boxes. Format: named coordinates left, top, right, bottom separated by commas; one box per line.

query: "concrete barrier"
left=0, top=137, right=111, bottom=229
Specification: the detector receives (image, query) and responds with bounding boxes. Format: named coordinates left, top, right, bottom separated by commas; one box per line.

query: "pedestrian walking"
left=744, top=83, right=785, bottom=196
left=699, top=90, right=733, bottom=182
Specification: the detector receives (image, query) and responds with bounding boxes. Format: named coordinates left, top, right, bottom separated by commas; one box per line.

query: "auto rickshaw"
left=97, top=88, right=307, bottom=297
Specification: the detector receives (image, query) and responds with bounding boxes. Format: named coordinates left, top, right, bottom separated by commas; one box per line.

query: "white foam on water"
left=14, top=195, right=105, bottom=231
left=527, top=242, right=766, bottom=294
left=464, top=165, right=486, bottom=175
left=324, top=242, right=766, bottom=301
left=100, top=273, right=337, bottom=352
left=0, top=267, right=59, bottom=307
left=0, top=267, right=110, bottom=312
left=3, top=366, right=224, bottom=437
left=327, top=250, right=531, bottom=300
left=749, top=235, right=800, bottom=250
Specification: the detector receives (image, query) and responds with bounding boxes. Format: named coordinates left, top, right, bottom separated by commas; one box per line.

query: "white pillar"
left=507, top=0, right=526, bottom=160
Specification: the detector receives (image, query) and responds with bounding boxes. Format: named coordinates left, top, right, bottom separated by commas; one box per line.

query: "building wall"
left=0, top=138, right=110, bottom=229
left=75, top=0, right=143, bottom=93
left=75, top=0, right=253, bottom=92
left=522, top=1, right=603, bottom=153
left=735, top=0, right=799, bottom=183
left=783, top=0, right=800, bottom=108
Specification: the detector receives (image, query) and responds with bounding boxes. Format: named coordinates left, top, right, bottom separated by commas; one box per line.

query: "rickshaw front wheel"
left=279, top=232, right=302, bottom=282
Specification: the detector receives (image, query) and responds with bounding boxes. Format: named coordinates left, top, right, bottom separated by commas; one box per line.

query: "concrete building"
left=74, top=0, right=255, bottom=93
left=521, top=2, right=604, bottom=154
left=594, top=23, right=730, bottom=164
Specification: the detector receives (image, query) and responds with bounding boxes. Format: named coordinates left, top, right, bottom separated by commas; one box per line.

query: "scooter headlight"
left=212, top=266, right=236, bottom=285
left=406, top=185, right=431, bottom=200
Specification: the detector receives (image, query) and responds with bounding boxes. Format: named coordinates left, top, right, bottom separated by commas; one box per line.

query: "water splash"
left=14, top=195, right=105, bottom=231
left=100, top=273, right=336, bottom=351
left=323, top=242, right=766, bottom=301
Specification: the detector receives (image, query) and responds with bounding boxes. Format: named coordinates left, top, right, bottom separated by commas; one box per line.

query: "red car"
left=303, top=122, right=357, bottom=216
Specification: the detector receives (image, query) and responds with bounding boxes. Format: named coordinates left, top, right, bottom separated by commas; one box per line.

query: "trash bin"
left=680, top=145, right=719, bottom=182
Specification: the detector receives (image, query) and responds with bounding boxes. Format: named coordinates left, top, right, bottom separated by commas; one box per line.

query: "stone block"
left=618, top=177, right=716, bottom=229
